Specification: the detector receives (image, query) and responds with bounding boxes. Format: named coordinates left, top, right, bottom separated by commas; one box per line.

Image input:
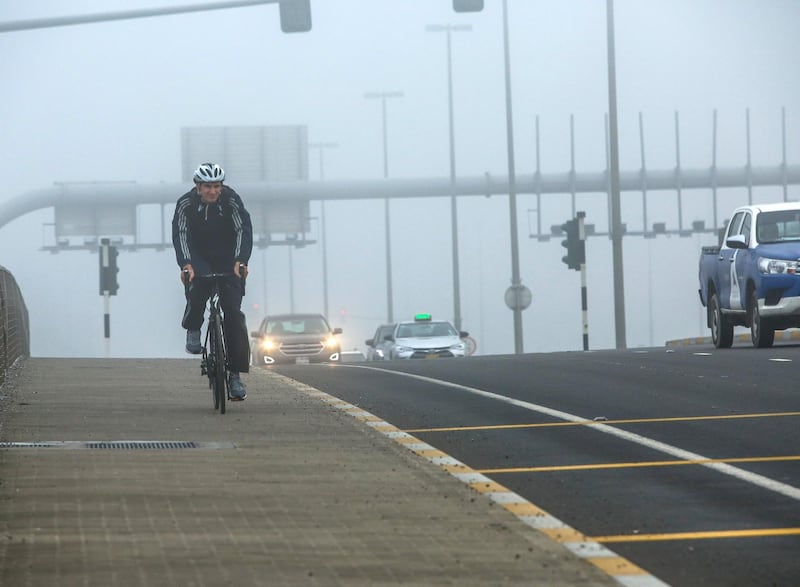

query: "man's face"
left=197, top=182, right=222, bottom=203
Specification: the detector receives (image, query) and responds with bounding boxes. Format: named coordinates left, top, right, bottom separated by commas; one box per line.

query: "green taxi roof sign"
left=414, top=313, right=432, bottom=321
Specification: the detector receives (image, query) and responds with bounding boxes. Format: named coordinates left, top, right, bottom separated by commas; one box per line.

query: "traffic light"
left=453, top=0, right=484, bottom=11
left=279, top=0, right=311, bottom=33
left=560, top=218, right=584, bottom=271
left=99, top=241, right=119, bottom=295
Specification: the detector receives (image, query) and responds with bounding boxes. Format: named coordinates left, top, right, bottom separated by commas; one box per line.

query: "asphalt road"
left=271, top=344, right=800, bottom=587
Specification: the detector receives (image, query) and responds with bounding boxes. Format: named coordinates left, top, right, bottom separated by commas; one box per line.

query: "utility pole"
left=309, top=141, right=338, bottom=320
left=501, top=0, right=524, bottom=354
left=606, top=0, right=627, bottom=349
left=426, top=23, right=472, bottom=331
left=364, top=90, right=404, bottom=323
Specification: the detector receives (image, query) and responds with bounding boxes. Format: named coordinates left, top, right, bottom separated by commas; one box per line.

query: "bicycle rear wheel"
left=212, top=314, right=227, bottom=415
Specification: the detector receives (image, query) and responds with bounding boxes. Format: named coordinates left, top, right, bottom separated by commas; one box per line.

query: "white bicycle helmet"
left=193, top=162, right=225, bottom=183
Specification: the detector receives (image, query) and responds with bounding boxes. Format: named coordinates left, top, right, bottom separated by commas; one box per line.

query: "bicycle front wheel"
left=212, top=314, right=227, bottom=415
left=207, top=323, right=220, bottom=410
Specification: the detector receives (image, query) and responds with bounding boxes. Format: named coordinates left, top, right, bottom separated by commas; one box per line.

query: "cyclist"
left=171, top=162, right=253, bottom=401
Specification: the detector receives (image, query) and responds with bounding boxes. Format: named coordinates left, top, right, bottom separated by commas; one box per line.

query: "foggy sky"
left=1, top=0, right=799, bottom=358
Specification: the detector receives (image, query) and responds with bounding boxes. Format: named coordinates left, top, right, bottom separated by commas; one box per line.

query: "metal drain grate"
left=0, top=440, right=235, bottom=450
left=0, top=442, right=59, bottom=448
left=87, top=441, right=199, bottom=450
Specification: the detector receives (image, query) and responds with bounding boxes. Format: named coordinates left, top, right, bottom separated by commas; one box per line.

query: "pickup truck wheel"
left=749, top=290, right=775, bottom=348
left=710, top=293, right=733, bottom=348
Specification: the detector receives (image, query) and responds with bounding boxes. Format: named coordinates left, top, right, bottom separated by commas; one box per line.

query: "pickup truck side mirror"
left=332, top=327, right=343, bottom=335
left=384, top=334, right=394, bottom=342
left=726, top=234, right=748, bottom=249
left=459, top=331, right=469, bottom=338
left=365, top=339, right=374, bottom=347
left=250, top=331, right=263, bottom=338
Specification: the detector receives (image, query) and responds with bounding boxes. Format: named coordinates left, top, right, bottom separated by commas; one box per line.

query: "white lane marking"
left=353, top=366, right=800, bottom=502
left=563, top=541, right=618, bottom=558
left=487, top=492, right=528, bottom=504
left=769, top=358, right=792, bottom=362
left=453, top=472, right=493, bottom=484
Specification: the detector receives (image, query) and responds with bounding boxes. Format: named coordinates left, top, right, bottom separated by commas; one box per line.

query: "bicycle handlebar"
left=196, top=271, right=247, bottom=296
left=196, top=272, right=236, bottom=279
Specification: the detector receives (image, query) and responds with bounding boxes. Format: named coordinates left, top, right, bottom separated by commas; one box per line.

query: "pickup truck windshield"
left=756, top=211, right=800, bottom=243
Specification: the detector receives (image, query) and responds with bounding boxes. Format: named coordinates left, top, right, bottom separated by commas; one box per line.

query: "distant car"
left=365, top=323, right=396, bottom=361
left=339, top=349, right=367, bottom=363
left=367, top=314, right=469, bottom=360
left=250, top=313, right=342, bottom=365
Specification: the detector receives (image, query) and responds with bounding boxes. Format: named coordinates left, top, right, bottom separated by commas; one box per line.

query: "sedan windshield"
left=267, top=317, right=329, bottom=335
left=396, top=322, right=457, bottom=338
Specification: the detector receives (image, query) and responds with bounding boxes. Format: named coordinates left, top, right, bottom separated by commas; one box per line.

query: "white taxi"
left=382, top=314, right=469, bottom=360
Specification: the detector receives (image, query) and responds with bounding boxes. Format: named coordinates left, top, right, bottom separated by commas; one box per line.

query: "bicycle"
left=184, top=271, right=246, bottom=414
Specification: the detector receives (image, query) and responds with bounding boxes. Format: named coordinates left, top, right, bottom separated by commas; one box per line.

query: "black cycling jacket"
left=171, top=185, right=253, bottom=274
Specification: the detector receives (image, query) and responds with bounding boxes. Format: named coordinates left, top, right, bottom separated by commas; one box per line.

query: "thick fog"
left=1, top=0, right=799, bottom=358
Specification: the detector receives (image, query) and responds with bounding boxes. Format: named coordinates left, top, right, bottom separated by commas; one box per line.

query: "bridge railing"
left=0, top=266, right=29, bottom=384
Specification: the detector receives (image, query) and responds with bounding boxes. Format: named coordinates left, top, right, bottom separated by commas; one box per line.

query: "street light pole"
left=606, top=0, right=627, bottom=349
left=426, top=23, right=471, bottom=331
left=364, top=90, right=404, bottom=323
left=309, top=141, right=338, bottom=320
left=501, top=0, right=524, bottom=354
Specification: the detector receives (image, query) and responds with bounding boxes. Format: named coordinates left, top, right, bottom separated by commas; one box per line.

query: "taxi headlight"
left=449, top=342, right=465, bottom=351
left=394, top=345, right=412, bottom=353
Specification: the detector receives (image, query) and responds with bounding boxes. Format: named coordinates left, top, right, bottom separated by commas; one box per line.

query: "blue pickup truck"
left=699, top=202, right=800, bottom=348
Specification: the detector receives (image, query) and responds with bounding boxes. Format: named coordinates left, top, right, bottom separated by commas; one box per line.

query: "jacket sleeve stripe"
left=176, top=198, right=191, bottom=263
left=231, top=199, right=242, bottom=258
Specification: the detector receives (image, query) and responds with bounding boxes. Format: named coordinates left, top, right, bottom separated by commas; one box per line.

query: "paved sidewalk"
left=0, top=358, right=618, bottom=586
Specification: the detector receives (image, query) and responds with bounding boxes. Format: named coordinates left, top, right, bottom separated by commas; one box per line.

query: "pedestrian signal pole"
left=98, top=238, right=120, bottom=357
left=560, top=212, right=588, bottom=350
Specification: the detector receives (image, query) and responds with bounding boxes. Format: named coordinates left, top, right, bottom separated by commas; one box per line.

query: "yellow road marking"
left=501, top=502, right=547, bottom=517
left=403, top=411, right=800, bottom=434
left=394, top=435, right=422, bottom=444
left=415, top=449, right=449, bottom=459
left=589, top=556, right=649, bottom=575
left=591, top=527, right=800, bottom=543
left=477, top=455, right=800, bottom=474
left=540, top=527, right=588, bottom=542
left=468, top=480, right=508, bottom=493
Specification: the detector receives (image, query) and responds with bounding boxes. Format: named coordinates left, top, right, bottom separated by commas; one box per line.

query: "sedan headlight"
left=758, top=257, right=800, bottom=274
left=394, top=345, right=412, bottom=353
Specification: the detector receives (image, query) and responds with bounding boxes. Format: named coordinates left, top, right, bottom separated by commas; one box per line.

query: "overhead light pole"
left=364, top=90, right=404, bottom=323
left=606, top=0, right=626, bottom=349
left=309, top=141, right=338, bottom=320
left=426, top=23, right=472, bottom=331
left=0, top=1, right=296, bottom=34
left=501, top=0, right=525, bottom=354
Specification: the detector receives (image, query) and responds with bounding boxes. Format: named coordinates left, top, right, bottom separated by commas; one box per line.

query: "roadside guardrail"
left=0, top=266, right=29, bottom=385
